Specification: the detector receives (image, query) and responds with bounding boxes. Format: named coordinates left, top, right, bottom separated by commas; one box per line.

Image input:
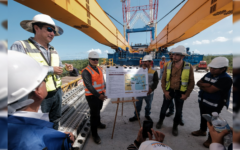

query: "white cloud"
left=104, top=50, right=109, bottom=53
left=202, top=40, right=210, bottom=44
left=194, top=49, right=200, bottom=54
left=212, top=37, right=229, bottom=42
left=87, top=49, right=102, bottom=54
left=233, top=37, right=240, bottom=43
left=192, top=40, right=210, bottom=45
left=228, top=30, right=233, bottom=34
left=193, top=40, right=202, bottom=45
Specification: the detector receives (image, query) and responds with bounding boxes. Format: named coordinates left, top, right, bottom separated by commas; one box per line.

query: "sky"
left=1, top=0, right=239, bottom=60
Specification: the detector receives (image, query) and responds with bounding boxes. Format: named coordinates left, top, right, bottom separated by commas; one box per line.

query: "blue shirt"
left=10, top=37, right=63, bottom=75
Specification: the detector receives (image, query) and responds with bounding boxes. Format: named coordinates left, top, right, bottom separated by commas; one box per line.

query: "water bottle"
left=211, top=112, right=232, bottom=149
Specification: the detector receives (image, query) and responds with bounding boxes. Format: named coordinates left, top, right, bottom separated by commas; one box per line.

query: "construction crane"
left=121, top=0, right=159, bottom=43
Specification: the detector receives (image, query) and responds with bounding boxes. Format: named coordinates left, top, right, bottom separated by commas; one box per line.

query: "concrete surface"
left=83, top=70, right=232, bottom=150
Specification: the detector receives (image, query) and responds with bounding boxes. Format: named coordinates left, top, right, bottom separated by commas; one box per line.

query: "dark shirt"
left=82, top=63, right=105, bottom=97
left=151, top=71, right=159, bottom=91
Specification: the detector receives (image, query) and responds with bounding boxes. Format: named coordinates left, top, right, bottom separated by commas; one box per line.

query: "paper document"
left=106, top=66, right=148, bottom=98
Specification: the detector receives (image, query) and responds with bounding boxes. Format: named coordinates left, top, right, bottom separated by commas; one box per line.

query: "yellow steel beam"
left=14, top=0, right=132, bottom=52
left=149, top=0, right=232, bottom=50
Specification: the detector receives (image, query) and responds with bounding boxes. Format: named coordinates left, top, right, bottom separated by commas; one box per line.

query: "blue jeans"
left=134, top=93, right=154, bottom=117
left=159, top=68, right=164, bottom=80
left=159, top=90, right=184, bottom=124
left=41, top=88, right=62, bottom=130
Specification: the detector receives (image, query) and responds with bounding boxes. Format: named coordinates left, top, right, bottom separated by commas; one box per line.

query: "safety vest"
left=198, top=72, right=231, bottom=108
left=148, top=67, right=156, bottom=94
left=166, top=61, right=190, bottom=92
left=8, top=115, right=71, bottom=150
left=83, top=65, right=106, bottom=96
left=20, top=40, right=61, bottom=92
left=160, top=61, right=165, bottom=69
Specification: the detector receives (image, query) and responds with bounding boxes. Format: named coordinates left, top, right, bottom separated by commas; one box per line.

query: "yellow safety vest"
left=166, top=61, right=190, bottom=92
left=20, top=40, right=62, bottom=92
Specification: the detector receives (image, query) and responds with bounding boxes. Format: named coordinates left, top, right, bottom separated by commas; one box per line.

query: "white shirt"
left=12, top=111, right=49, bottom=122
left=210, top=143, right=239, bottom=150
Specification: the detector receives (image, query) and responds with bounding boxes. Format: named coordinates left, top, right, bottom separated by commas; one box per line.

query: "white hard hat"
left=173, top=45, right=189, bottom=56
left=162, top=55, right=166, bottom=58
left=233, top=57, right=240, bottom=69
left=88, top=51, right=100, bottom=59
left=0, top=52, right=7, bottom=109
left=142, top=55, right=153, bottom=61
left=208, top=57, right=229, bottom=68
left=8, top=51, right=48, bottom=114
left=139, top=141, right=172, bottom=150
left=20, top=14, right=63, bottom=36
left=169, top=48, right=175, bottom=54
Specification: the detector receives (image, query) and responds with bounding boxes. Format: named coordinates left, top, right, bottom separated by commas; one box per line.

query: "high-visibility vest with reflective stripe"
left=83, top=65, right=106, bottom=96
left=20, top=40, right=61, bottom=92
left=166, top=61, right=190, bottom=92
left=160, top=61, right=165, bottom=69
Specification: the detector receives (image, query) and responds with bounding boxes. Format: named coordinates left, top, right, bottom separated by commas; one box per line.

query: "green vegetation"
left=61, top=58, right=106, bottom=77
left=203, top=54, right=233, bottom=73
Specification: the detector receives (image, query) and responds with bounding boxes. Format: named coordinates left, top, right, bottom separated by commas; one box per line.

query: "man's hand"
left=148, top=128, right=165, bottom=142
left=136, top=127, right=146, bottom=144
left=53, top=66, right=63, bottom=75
left=197, top=80, right=211, bottom=88
left=99, top=94, right=107, bottom=101
left=147, top=88, right=153, bottom=95
left=207, top=122, right=229, bottom=144
left=180, top=94, right=188, bottom=100
left=65, top=63, right=73, bottom=72
left=164, top=91, right=171, bottom=100
left=64, top=132, right=75, bottom=145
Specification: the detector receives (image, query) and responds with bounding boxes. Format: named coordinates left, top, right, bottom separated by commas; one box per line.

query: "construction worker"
left=164, top=48, right=184, bottom=126
left=8, top=51, right=74, bottom=150
left=156, top=45, right=194, bottom=136
left=10, top=14, right=74, bottom=130
left=129, top=55, right=159, bottom=122
left=159, top=55, right=166, bottom=80
left=191, top=57, right=232, bottom=148
left=139, top=57, right=142, bottom=67
left=82, top=51, right=107, bottom=144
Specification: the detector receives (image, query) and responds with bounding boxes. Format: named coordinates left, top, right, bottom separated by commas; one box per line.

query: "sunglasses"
left=46, top=27, right=56, bottom=34
left=90, top=59, right=99, bottom=61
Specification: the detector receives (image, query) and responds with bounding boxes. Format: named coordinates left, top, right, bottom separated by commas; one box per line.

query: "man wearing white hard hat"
left=8, top=51, right=74, bottom=150
left=156, top=45, right=194, bottom=136
left=82, top=51, right=107, bottom=144
left=191, top=57, right=232, bottom=148
left=129, top=55, right=159, bottom=122
left=10, top=14, right=74, bottom=130
left=159, top=55, right=166, bottom=80
left=127, top=128, right=172, bottom=150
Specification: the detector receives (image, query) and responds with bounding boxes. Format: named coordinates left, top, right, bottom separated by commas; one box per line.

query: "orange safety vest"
left=83, top=65, right=106, bottom=96
left=160, top=61, right=165, bottom=69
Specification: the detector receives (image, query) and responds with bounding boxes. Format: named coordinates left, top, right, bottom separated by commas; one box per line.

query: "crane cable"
left=157, top=0, right=185, bottom=23
left=104, top=11, right=124, bottom=27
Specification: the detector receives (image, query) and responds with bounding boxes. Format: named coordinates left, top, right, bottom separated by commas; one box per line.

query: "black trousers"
left=86, top=94, right=103, bottom=136
left=159, top=89, right=185, bottom=125
left=199, top=101, right=224, bottom=131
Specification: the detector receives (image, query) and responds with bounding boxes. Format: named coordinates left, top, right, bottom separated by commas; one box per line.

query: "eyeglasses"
left=90, top=59, right=99, bottom=61
left=46, top=27, right=56, bottom=34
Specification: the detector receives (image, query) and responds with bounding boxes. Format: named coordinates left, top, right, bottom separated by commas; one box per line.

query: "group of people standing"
left=5, top=13, right=233, bottom=150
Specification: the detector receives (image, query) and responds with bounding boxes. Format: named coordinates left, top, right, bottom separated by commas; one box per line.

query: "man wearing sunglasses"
left=82, top=51, right=107, bottom=144
left=156, top=45, right=194, bottom=136
left=10, top=14, right=74, bottom=130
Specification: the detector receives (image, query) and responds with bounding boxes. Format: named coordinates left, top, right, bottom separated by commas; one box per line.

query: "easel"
left=111, top=97, right=141, bottom=139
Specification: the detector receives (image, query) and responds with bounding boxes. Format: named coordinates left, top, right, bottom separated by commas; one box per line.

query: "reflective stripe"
left=167, top=62, right=172, bottom=69
left=202, top=99, right=218, bottom=107
left=87, top=66, right=94, bottom=74
left=183, top=65, right=190, bottom=70
left=182, top=82, right=188, bottom=86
